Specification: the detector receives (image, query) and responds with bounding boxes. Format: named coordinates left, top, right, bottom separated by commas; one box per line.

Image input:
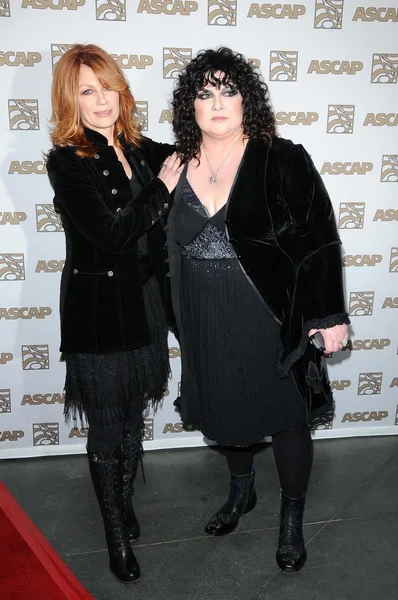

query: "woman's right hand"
left=157, top=152, right=183, bottom=193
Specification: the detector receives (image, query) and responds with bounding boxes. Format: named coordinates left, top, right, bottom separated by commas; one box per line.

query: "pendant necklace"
left=202, top=137, right=241, bottom=185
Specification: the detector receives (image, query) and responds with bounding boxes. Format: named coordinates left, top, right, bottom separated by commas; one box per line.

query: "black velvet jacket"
left=167, top=137, right=349, bottom=426
left=46, top=128, right=174, bottom=354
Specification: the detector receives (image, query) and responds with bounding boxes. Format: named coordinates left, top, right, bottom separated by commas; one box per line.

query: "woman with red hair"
left=47, top=44, right=180, bottom=583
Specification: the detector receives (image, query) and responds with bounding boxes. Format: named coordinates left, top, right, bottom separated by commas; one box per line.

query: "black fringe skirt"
left=62, top=274, right=170, bottom=426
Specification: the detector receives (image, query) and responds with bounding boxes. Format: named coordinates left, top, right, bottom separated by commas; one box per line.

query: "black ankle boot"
left=121, top=426, right=142, bottom=544
left=204, top=470, right=257, bottom=536
left=276, top=491, right=307, bottom=572
left=87, top=446, right=141, bottom=583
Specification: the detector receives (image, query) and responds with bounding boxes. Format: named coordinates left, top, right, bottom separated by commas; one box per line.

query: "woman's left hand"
left=308, top=324, right=349, bottom=354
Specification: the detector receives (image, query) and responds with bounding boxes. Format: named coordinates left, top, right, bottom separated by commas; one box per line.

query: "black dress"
left=175, top=176, right=307, bottom=446
left=63, top=177, right=169, bottom=426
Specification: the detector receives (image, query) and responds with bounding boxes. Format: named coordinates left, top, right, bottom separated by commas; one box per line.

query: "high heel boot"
left=204, top=470, right=257, bottom=536
left=87, top=446, right=141, bottom=583
left=276, top=491, right=307, bottom=572
left=121, top=425, right=142, bottom=544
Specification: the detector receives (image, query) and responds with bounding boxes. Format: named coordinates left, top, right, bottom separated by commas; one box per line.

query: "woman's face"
left=193, top=72, right=243, bottom=139
left=78, top=64, right=120, bottom=136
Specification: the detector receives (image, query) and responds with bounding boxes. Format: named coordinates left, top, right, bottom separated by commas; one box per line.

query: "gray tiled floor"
left=1, top=436, right=397, bottom=600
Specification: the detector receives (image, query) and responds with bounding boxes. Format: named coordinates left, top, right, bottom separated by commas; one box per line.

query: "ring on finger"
left=161, top=163, right=168, bottom=169
left=340, top=337, right=348, bottom=347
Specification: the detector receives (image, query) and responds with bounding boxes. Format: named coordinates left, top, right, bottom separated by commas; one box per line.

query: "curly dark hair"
left=171, top=47, right=276, bottom=161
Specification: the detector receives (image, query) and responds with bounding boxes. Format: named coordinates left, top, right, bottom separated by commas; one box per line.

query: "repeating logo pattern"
left=357, top=372, right=383, bottom=395
left=135, top=101, right=148, bottom=131
left=314, top=0, right=343, bottom=29
left=51, top=44, right=74, bottom=72
left=269, top=51, right=298, bottom=82
left=389, top=248, right=398, bottom=272
left=380, top=155, right=398, bottom=182
left=96, top=0, right=126, bottom=20
left=327, top=104, right=355, bottom=133
left=348, top=292, right=375, bottom=316
left=371, top=54, right=398, bottom=84
left=338, top=202, right=365, bottom=229
left=0, top=254, right=25, bottom=281
left=36, top=205, right=64, bottom=233
left=142, top=418, right=154, bottom=441
left=0, top=0, right=10, bottom=16
left=0, top=389, right=11, bottom=413
left=208, top=0, right=236, bottom=26
left=22, top=345, right=50, bottom=370
left=395, top=405, right=398, bottom=426
left=163, top=48, right=192, bottom=79
left=8, top=99, right=39, bottom=130
left=33, top=422, right=59, bottom=446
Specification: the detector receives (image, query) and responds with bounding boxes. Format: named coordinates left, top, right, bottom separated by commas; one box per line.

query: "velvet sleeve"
left=140, top=137, right=176, bottom=175
left=46, top=148, right=170, bottom=256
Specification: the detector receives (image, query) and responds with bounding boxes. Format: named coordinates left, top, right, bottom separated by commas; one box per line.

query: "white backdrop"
left=0, top=0, right=397, bottom=459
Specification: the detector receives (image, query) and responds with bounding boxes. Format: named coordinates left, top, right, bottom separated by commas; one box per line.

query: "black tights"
left=224, top=424, right=313, bottom=498
left=86, top=410, right=143, bottom=459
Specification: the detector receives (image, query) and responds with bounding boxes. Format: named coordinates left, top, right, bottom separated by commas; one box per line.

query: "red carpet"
left=0, top=481, right=93, bottom=600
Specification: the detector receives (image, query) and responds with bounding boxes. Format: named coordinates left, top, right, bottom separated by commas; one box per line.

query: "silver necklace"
left=202, top=138, right=240, bottom=185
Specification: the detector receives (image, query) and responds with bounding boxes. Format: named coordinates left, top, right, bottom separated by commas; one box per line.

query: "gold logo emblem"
left=33, top=422, right=59, bottom=446
left=395, top=405, right=398, bottom=426
left=312, top=420, right=333, bottom=431
left=327, top=104, right=355, bottom=133
left=0, top=1, right=10, bottom=16
left=96, top=0, right=126, bottom=20
left=8, top=99, right=39, bottom=130
left=135, top=101, right=148, bottom=132
left=348, top=292, right=374, bottom=316
left=0, top=253, right=25, bottom=281
left=51, top=44, right=74, bottom=73
left=163, top=48, right=192, bottom=79
left=269, top=51, right=298, bottom=81
left=389, top=248, right=398, bottom=272
left=338, top=202, right=365, bottom=229
left=381, top=155, right=398, bottom=182
left=357, top=372, right=383, bottom=395
left=314, top=0, right=343, bottom=28
left=22, top=345, right=50, bottom=370
left=36, top=204, right=63, bottom=232
left=371, top=54, right=398, bottom=84
left=0, top=389, right=11, bottom=413
left=142, top=418, right=154, bottom=441
left=208, top=0, right=237, bottom=25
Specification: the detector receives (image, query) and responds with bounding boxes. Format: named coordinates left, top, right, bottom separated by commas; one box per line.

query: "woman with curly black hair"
left=167, top=47, right=349, bottom=571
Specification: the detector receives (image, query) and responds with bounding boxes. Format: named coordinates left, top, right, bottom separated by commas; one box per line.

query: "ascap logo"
left=330, top=380, right=351, bottom=391
left=353, top=6, right=398, bottom=22
left=21, top=393, right=64, bottom=405
left=248, top=58, right=261, bottom=69
left=358, top=372, right=383, bottom=395
left=382, top=297, right=398, bottom=308
left=269, top=51, right=298, bottom=82
left=363, top=113, right=398, bottom=126
left=395, top=405, right=398, bottom=426
left=342, top=411, right=388, bottom=423
left=389, top=248, right=398, bottom=272
left=343, top=254, right=382, bottom=267
left=314, top=0, right=343, bottom=29
left=36, top=204, right=63, bottom=232
left=381, top=155, right=398, bottom=182
left=0, top=254, right=25, bottom=281
left=0, top=212, right=27, bottom=225
left=0, top=353, right=13, bottom=365
left=208, top=0, right=236, bottom=25
left=22, top=0, right=85, bottom=9
left=0, top=389, right=11, bottom=413
left=0, top=52, right=41, bottom=67
left=33, top=423, right=59, bottom=446
left=111, top=54, right=153, bottom=70
left=320, top=162, right=372, bottom=175
left=276, top=112, right=319, bottom=126
left=0, top=430, right=24, bottom=442
left=348, top=291, right=374, bottom=316
left=327, top=105, right=355, bottom=133
left=163, top=48, right=192, bottom=79
left=0, top=1, right=11, bottom=17
left=69, top=427, right=88, bottom=438
left=8, top=99, right=39, bottom=130
left=371, top=54, right=398, bottom=84
left=390, top=378, right=398, bottom=388
left=162, top=422, right=198, bottom=433
left=373, top=209, right=398, bottom=221
left=338, top=202, right=365, bottom=229
left=142, top=418, right=154, bottom=441
left=308, top=60, right=362, bottom=75
left=248, top=3, right=305, bottom=18
left=96, top=0, right=126, bottom=20
left=347, top=339, right=390, bottom=351
left=159, top=109, right=173, bottom=124
left=9, top=160, right=47, bottom=174
left=169, top=346, right=181, bottom=358
left=138, top=1, right=198, bottom=15
left=51, top=44, right=73, bottom=72
left=312, top=420, right=333, bottom=430
left=22, top=345, right=49, bottom=370
left=0, top=307, right=52, bottom=320
left=35, top=260, right=65, bottom=273
left=135, top=101, right=148, bottom=131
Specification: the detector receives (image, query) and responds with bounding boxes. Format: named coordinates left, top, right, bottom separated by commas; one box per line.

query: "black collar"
left=83, top=126, right=127, bottom=149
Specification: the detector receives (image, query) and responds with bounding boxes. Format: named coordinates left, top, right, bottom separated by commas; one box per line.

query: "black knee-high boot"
left=121, top=422, right=143, bottom=544
left=87, top=446, right=141, bottom=583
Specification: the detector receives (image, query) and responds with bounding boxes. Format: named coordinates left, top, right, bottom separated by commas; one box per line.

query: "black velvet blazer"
left=46, top=128, right=174, bottom=354
left=167, top=137, right=350, bottom=426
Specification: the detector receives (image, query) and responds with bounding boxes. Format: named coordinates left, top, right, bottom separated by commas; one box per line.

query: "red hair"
left=50, top=44, right=141, bottom=157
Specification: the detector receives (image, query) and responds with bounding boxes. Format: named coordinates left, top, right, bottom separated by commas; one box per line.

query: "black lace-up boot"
left=87, top=446, right=141, bottom=583
left=121, top=426, right=142, bottom=544
left=276, top=491, right=307, bottom=572
left=204, top=470, right=257, bottom=536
